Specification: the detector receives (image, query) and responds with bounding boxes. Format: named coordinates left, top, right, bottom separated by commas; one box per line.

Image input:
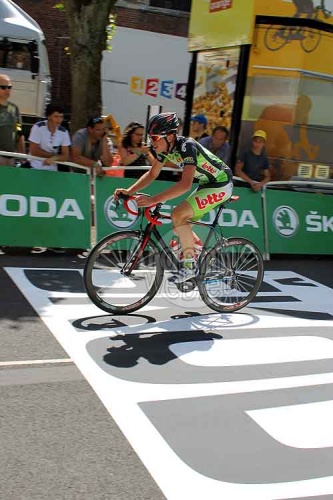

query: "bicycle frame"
left=123, top=199, right=232, bottom=276
left=84, top=193, right=264, bottom=314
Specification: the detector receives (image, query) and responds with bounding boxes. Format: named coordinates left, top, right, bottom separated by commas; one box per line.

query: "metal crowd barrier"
left=0, top=151, right=180, bottom=173
left=1, top=153, right=332, bottom=257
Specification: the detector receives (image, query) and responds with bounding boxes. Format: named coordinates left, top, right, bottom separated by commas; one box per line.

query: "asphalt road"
left=1, top=253, right=333, bottom=500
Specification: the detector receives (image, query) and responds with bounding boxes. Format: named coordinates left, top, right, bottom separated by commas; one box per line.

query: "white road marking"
left=248, top=400, right=333, bottom=449
left=5, top=266, right=333, bottom=500
left=0, top=358, right=73, bottom=367
left=170, top=336, right=333, bottom=366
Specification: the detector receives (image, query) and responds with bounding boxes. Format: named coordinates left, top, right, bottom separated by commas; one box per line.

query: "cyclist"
left=114, top=112, right=233, bottom=283
left=292, top=0, right=314, bottom=18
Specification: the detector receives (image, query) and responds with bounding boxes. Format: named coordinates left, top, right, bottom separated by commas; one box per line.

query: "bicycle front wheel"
left=264, top=26, right=288, bottom=51
left=198, top=238, right=264, bottom=313
left=84, top=231, right=163, bottom=314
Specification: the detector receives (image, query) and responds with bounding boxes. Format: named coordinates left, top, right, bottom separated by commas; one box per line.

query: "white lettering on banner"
left=30, top=197, right=56, bottom=218
left=306, top=212, right=333, bottom=233
left=159, top=204, right=259, bottom=229
left=219, top=209, right=259, bottom=228
left=323, top=217, right=333, bottom=232
left=0, top=194, right=27, bottom=216
left=57, top=199, right=84, bottom=220
left=0, top=195, right=84, bottom=220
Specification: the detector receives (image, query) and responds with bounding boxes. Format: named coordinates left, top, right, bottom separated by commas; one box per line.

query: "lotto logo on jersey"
left=195, top=192, right=225, bottom=209
left=201, top=162, right=219, bottom=175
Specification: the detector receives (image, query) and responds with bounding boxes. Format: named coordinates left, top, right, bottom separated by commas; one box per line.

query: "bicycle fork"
left=121, top=226, right=154, bottom=276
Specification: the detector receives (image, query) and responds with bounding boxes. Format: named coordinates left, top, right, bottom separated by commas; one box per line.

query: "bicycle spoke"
left=198, top=238, right=264, bottom=313
left=84, top=231, right=163, bottom=314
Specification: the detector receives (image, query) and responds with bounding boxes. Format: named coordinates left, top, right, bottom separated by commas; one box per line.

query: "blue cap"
left=190, top=114, right=207, bottom=127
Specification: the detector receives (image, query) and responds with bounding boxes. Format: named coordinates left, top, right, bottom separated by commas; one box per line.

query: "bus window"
left=6, top=43, right=31, bottom=71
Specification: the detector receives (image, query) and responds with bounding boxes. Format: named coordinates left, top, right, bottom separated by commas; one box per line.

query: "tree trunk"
left=63, top=0, right=115, bottom=133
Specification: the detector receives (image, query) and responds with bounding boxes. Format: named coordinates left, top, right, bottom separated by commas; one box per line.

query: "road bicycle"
left=264, top=2, right=331, bottom=53
left=83, top=193, right=264, bottom=314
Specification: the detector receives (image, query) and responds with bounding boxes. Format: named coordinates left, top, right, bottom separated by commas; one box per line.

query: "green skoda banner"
left=265, top=189, right=333, bottom=254
left=94, top=177, right=265, bottom=252
left=0, top=167, right=91, bottom=248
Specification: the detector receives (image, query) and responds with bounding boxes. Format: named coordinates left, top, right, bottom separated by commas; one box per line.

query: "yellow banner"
left=188, top=0, right=255, bottom=51
left=254, top=0, right=333, bottom=26
left=189, top=0, right=333, bottom=51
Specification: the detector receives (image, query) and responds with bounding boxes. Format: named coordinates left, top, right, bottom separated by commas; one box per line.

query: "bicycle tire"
left=264, top=26, right=288, bottom=51
left=301, top=28, right=321, bottom=52
left=84, top=230, right=164, bottom=314
left=197, top=237, right=264, bottom=313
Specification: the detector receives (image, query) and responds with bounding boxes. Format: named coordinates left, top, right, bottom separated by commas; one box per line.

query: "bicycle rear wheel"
left=84, top=231, right=163, bottom=314
left=197, top=237, right=264, bottom=313
left=301, top=28, right=321, bottom=52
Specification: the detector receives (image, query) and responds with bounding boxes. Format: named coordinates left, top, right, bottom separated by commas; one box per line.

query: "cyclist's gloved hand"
left=114, top=188, right=131, bottom=201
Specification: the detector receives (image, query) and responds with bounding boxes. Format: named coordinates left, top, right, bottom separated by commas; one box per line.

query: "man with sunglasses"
left=0, top=74, right=25, bottom=166
left=114, top=112, right=233, bottom=284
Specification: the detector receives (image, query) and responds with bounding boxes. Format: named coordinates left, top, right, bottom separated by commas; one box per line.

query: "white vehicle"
left=102, top=27, right=191, bottom=131
left=0, top=0, right=51, bottom=124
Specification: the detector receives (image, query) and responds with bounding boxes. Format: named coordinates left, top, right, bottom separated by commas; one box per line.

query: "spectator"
left=8, top=50, right=29, bottom=70
left=71, top=116, right=114, bottom=177
left=118, top=121, right=154, bottom=179
left=199, top=125, right=230, bottom=163
left=28, top=103, right=71, bottom=171
left=235, top=130, right=271, bottom=192
left=190, top=114, right=209, bottom=141
left=0, top=73, right=25, bottom=166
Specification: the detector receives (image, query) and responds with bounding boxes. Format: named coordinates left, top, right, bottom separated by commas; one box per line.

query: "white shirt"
left=29, top=120, right=71, bottom=171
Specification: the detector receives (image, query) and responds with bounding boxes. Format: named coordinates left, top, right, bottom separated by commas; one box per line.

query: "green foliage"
left=54, top=2, right=116, bottom=51
left=54, top=3, right=65, bottom=10
left=106, top=13, right=117, bottom=51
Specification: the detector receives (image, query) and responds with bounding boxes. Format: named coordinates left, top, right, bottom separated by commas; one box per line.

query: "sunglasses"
left=0, top=85, right=12, bottom=90
left=149, top=134, right=167, bottom=142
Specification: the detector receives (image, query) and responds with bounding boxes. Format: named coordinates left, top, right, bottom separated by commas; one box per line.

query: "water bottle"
left=170, top=239, right=182, bottom=261
left=194, top=239, right=203, bottom=259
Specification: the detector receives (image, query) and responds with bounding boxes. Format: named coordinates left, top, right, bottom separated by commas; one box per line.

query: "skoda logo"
left=104, top=196, right=138, bottom=228
left=273, top=205, right=299, bottom=237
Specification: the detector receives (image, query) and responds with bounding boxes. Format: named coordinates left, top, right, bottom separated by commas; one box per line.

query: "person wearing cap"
left=235, top=129, right=271, bottom=192
left=190, top=114, right=209, bottom=142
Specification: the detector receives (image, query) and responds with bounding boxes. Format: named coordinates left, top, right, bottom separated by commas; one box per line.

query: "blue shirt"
left=199, top=136, right=231, bottom=164
left=238, top=149, right=269, bottom=182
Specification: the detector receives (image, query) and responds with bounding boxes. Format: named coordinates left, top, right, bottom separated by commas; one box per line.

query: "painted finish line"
left=5, top=267, right=333, bottom=500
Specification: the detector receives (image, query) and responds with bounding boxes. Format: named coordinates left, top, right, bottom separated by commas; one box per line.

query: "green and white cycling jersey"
left=152, top=136, right=234, bottom=220
left=153, top=136, right=232, bottom=186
